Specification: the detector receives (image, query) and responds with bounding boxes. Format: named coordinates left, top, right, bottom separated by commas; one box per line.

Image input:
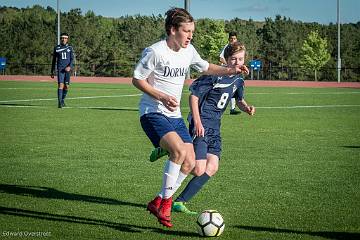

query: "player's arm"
left=203, top=63, right=249, bottom=76
left=132, top=78, right=178, bottom=112
left=65, top=47, right=74, bottom=72
left=50, top=47, right=56, bottom=78
left=236, top=98, right=255, bottom=116
left=189, top=94, right=204, bottom=137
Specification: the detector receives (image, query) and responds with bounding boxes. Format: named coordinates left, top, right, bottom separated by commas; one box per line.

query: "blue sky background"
left=1, top=0, right=359, bottom=24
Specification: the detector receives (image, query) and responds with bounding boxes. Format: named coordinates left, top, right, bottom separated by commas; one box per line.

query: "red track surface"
left=1, top=75, right=360, bottom=88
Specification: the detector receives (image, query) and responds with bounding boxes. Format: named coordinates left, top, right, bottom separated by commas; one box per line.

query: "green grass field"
left=0, top=80, right=359, bottom=240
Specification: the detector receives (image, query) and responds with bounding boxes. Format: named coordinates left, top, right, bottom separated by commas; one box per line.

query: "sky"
left=1, top=0, right=359, bottom=24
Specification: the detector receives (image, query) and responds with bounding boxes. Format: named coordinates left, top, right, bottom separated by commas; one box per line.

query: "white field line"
left=0, top=94, right=141, bottom=103
left=1, top=104, right=360, bottom=110
left=2, top=87, right=360, bottom=95
left=256, top=105, right=360, bottom=109
left=250, top=92, right=360, bottom=95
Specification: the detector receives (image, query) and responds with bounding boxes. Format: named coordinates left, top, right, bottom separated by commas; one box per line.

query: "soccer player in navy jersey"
left=51, top=33, right=74, bottom=108
left=172, top=42, right=255, bottom=214
left=132, top=8, right=248, bottom=228
left=150, top=42, right=254, bottom=214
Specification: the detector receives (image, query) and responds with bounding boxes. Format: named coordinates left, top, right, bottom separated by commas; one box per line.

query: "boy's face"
left=229, top=36, right=237, bottom=44
left=60, top=36, right=69, bottom=45
left=227, top=50, right=245, bottom=68
left=171, top=22, right=194, bottom=49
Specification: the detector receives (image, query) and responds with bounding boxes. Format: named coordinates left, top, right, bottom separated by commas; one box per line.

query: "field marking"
left=249, top=92, right=360, bottom=95
left=0, top=87, right=136, bottom=91
left=256, top=104, right=360, bottom=109
left=1, top=104, right=360, bottom=110
left=0, top=94, right=141, bottom=103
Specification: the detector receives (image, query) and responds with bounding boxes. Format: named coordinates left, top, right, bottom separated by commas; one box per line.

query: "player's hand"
left=194, top=121, right=205, bottom=137
left=159, top=93, right=179, bottom=112
left=236, top=65, right=249, bottom=75
left=65, top=66, right=71, bottom=72
left=50, top=73, right=54, bottom=79
left=246, top=106, right=256, bottom=116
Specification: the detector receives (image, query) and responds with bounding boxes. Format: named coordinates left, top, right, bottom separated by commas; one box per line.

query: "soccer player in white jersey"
left=219, top=32, right=240, bottom=115
left=132, top=7, right=248, bottom=228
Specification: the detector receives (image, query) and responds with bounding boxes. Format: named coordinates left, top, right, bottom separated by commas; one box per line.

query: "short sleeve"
left=190, top=46, right=209, bottom=73
left=234, top=78, right=245, bottom=100
left=219, top=45, right=226, bottom=58
left=133, top=48, right=157, bottom=80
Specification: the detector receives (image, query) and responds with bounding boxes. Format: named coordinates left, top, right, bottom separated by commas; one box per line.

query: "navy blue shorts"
left=190, top=123, right=222, bottom=160
left=140, top=113, right=192, bottom=148
left=57, top=69, right=71, bottom=85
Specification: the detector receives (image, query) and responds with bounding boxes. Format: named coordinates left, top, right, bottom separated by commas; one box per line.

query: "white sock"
left=231, top=98, right=236, bottom=110
left=161, top=160, right=181, bottom=199
left=158, top=171, right=188, bottom=198
left=173, top=171, right=188, bottom=194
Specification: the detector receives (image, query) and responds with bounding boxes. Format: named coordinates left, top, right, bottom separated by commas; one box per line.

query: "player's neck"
left=166, top=38, right=181, bottom=52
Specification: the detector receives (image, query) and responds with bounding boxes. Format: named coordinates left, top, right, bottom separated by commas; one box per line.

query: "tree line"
left=0, top=5, right=359, bottom=81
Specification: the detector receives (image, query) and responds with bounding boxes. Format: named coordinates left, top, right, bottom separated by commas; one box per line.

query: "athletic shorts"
left=140, top=112, right=192, bottom=148
left=190, top=123, right=222, bottom=160
left=57, top=69, right=71, bottom=85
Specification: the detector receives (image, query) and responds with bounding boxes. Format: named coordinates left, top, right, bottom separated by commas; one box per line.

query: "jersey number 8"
left=217, top=93, right=229, bottom=109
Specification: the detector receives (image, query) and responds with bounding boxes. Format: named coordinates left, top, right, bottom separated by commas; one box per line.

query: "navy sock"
left=58, top=89, right=63, bottom=105
left=176, top=173, right=211, bottom=202
left=62, top=89, right=68, bottom=102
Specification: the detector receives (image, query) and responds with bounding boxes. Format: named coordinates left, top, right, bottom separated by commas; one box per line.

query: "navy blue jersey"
left=51, top=44, right=74, bottom=72
left=188, top=75, right=244, bottom=129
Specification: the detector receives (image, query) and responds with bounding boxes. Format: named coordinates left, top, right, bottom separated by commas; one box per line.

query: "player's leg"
left=230, top=98, right=241, bottom=115
left=61, top=72, right=70, bottom=107
left=157, top=131, right=189, bottom=227
left=173, top=128, right=221, bottom=213
left=172, top=135, right=207, bottom=214
left=57, top=71, right=65, bottom=108
left=140, top=113, right=189, bottom=227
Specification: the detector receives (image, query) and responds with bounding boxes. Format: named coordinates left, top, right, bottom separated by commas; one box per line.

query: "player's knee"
left=192, top=165, right=206, bottom=176
left=206, top=164, right=218, bottom=176
left=181, top=159, right=195, bottom=174
left=170, top=147, right=187, bottom=164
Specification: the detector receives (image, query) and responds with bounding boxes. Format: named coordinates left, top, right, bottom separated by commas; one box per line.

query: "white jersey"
left=134, top=40, right=209, bottom=118
left=219, top=44, right=229, bottom=59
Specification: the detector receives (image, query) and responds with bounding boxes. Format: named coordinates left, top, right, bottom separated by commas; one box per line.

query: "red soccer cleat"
left=158, top=197, right=173, bottom=228
left=147, top=196, right=162, bottom=217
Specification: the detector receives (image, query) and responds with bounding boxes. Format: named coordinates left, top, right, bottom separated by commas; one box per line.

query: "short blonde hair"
left=224, top=42, right=246, bottom=60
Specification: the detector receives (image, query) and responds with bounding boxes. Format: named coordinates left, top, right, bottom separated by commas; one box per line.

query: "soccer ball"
left=196, top=210, right=225, bottom=237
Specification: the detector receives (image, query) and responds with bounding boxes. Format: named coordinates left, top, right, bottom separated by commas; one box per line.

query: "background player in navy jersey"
left=51, top=33, right=74, bottom=108
left=219, top=32, right=242, bottom=115
left=133, top=8, right=248, bottom=228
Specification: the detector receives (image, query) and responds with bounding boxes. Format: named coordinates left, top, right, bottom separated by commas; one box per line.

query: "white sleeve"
left=219, top=45, right=226, bottom=58
left=133, top=48, right=156, bottom=80
left=190, top=46, right=209, bottom=73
